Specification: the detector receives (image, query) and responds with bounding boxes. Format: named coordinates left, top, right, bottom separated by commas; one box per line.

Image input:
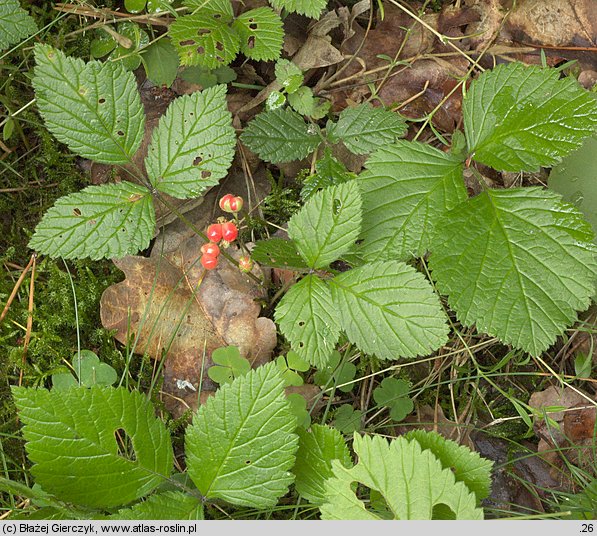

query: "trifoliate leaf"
left=232, top=8, right=283, bottom=61
left=90, top=32, right=117, bottom=59
left=169, top=13, right=240, bottom=68
left=112, top=492, right=204, bottom=520
left=429, top=187, right=597, bottom=355
left=288, top=86, right=316, bottom=116
left=108, top=22, right=149, bottom=71
left=275, top=59, right=303, bottom=94
left=288, top=181, right=362, bottom=269
left=142, top=39, right=179, bottom=87
left=12, top=386, right=173, bottom=508
left=312, top=350, right=356, bottom=393
left=125, top=0, right=146, bottom=13
left=358, top=140, right=467, bottom=261
left=186, top=362, right=298, bottom=508
left=329, top=261, right=449, bottom=360
left=275, top=275, right=341, bottom=368
left=268, top=0, right=327, bottom=19
left=33, top=45, right=145, bottom=164
left=464, top=62, right=597, bottom=172
left=145, top=85, right=235, bottom=198
left=294, top=424, right=352, bottom=505
left=207, top=346, right=251, bottom=385
left=333, top=405, right=362, bottom=434
left=251, top=238, right=309, bottom=270
left=65, top=350, right=118, bottom=388
left=275, top=351, right=309, bottom=387
left=373, top=377, right=413, bottom=422
left=320, top=434, right=483, bottom=519
left=241, top=108, right=321, bottom=163
left=29, top=182, right=155, bottom=260
left=0, top=0, right=37, bottom=50
left=405, top=430, right=493, bottom=502
left=301, top=149, right=355, bottom=200
left=327, top=104, right=407, bottom=155
left=266, top=90, right=286, bottom=111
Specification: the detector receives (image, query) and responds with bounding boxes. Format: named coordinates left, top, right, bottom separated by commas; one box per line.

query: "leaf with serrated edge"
left=329, top=261, right=449, bottom=360
left=430, top=187, right=597, bottom=355
left=145, top=86, right=235, bottom=199
left=405, top=430, right=492, bottom=502
left=0, top=0, right=37, bottom=50
left=359, top=141, right=467, bottom=261
left=289, top=181, right=362, bottom=269
left=112, top=491, right=204, bottom=520
left=294, top=424, right=352, bottom=505
left=29, top=182, right=155, bottom=260
left=241, top=108, right=320, bottom=163
left=464, top=62, right=597, bottom=172
left=232, top=8, right=283, bottom=61
left=327, top=104, right=407, bottom=155
left=169, top=13, right=239, bottom=68
left=186, top=362, right=298, bottom=507
left=251, top=238, right=309, bottom=270
left=275, top=275, right=341, bottom=368
left=33, top=45, right=145, bottom=164
left=268, top=0, right=326, bottom=19
left=320, top=434, right=483, bottom=519
left=12, top=386, right=173, bottom=508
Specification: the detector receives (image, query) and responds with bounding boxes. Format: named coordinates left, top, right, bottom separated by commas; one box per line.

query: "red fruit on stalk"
left=200, top=254, right=218, bottom=270
left=206, top=223, right=223, bottom=242
left=219, top=193, right=234, bottom=212
left=201, top=243, right=220, bottom=257
left=221, top=221, right=238, bottom=242
left=229, top=196, right=243, bottom=212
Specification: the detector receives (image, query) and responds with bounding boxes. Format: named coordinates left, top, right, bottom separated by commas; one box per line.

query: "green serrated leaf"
left=12, top=386, right=173, bottom=508
left=251, top=238, right=309, bottom=270
left=268, top=0, right=327, bottom=19
left=33, top=45, right=145, bottom=164
left=241, top=108, right=321, bottom=163
left=464, top=62, right=597, bottom=172
left=29, top=182, right=155, bottom=260
left=145, top=85, right=235, bottom=198
left=275, top=59, right=303, bottom=94
left=329, top=261, right=449, bottom=360
left=288, top=181, right=362, bottom=269
left=405, top=430, right=493, bottom=502
left=208, top=346, right=251, bottom=385
left=373, top=377, right=413, bottom=422
left=358, top=140, right=467, bottom=261
left=327, top=104, right=407, bottom=155
left=0, top=0, right=37, bottom=50
left=429, top=187, right=597, bottom=355
left=186, top=362, right=298, bottom=507
left=232, top=8, right=283, bottom=61
left=170, top=13, right=240, bottom=68
left=301, top=149, right=354, bottom=200
left=320, top=434, right=483, bottom=519
left=333, top=404, right=362, bottom=434
left=275, top=275, right=341, bottom=368
left=112, top=491, right=204, bottom=520
left=142, top=39, right=179, bottom=87
left=294, top=424, right=352, bottom=505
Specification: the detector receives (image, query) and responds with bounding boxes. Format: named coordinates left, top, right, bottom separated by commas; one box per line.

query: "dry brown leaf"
left=100, top=239, right=276, bottom=418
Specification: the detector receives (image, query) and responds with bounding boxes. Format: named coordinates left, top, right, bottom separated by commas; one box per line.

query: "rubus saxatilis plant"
left=249, top=62, right=597, bottom=362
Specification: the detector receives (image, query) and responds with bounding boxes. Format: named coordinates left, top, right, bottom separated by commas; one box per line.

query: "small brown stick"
left=0, top=254, right=35, bottom=325
left=18, top=254, right=37, bottom=386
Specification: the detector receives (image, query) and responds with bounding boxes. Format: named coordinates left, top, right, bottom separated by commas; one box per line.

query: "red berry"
left=200, top=254, right=218, bottom=270
left=238, top=255, right=253, bottom=273
left=206, top=223, right=223, bottom=242
left=201, top=243, right=220, bottom=257
left=219, top=193, right=235, bottom=212
left=229, top=196, right=243, bottom=213
left=221, top=221, right=238, bottom=242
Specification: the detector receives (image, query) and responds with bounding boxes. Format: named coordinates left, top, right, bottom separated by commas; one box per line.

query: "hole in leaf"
left=298, top=321, right=305, bottom=327
left=72, top=208, right=82, bottom=216
left=213, top=13, right=221, bottom=19
left=98, top=98, right=106, bottom=104
left=245, top=460, right=251, bottom=465
left=197, top=46, right=205, bottom=54
left=190, top=112, right=194, bottom=116
left=117, top=130, right=124, bottom=136
left=201, top=170, right=211, bottom=179
left=198, top=29, right=211, bottom=36
left=216, top=56, right=224, bottom=63
left=180, top=39, right=196, bottom=46
left=247, top=36, right=255, bottom=49
left=333, top=198, right=342, bottom=215
left=216, top=41, right=224, bottom=51
left=249, top=23, right=258, bottom=30
left=193, top=156, right=203, bottom=166
left=299, top=342, right=304, bottom=348
left=114, top=429, right=136, bottom=462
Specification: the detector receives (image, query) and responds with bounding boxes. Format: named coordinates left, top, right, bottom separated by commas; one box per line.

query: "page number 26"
left=581, top=524, right=594, bottom=532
